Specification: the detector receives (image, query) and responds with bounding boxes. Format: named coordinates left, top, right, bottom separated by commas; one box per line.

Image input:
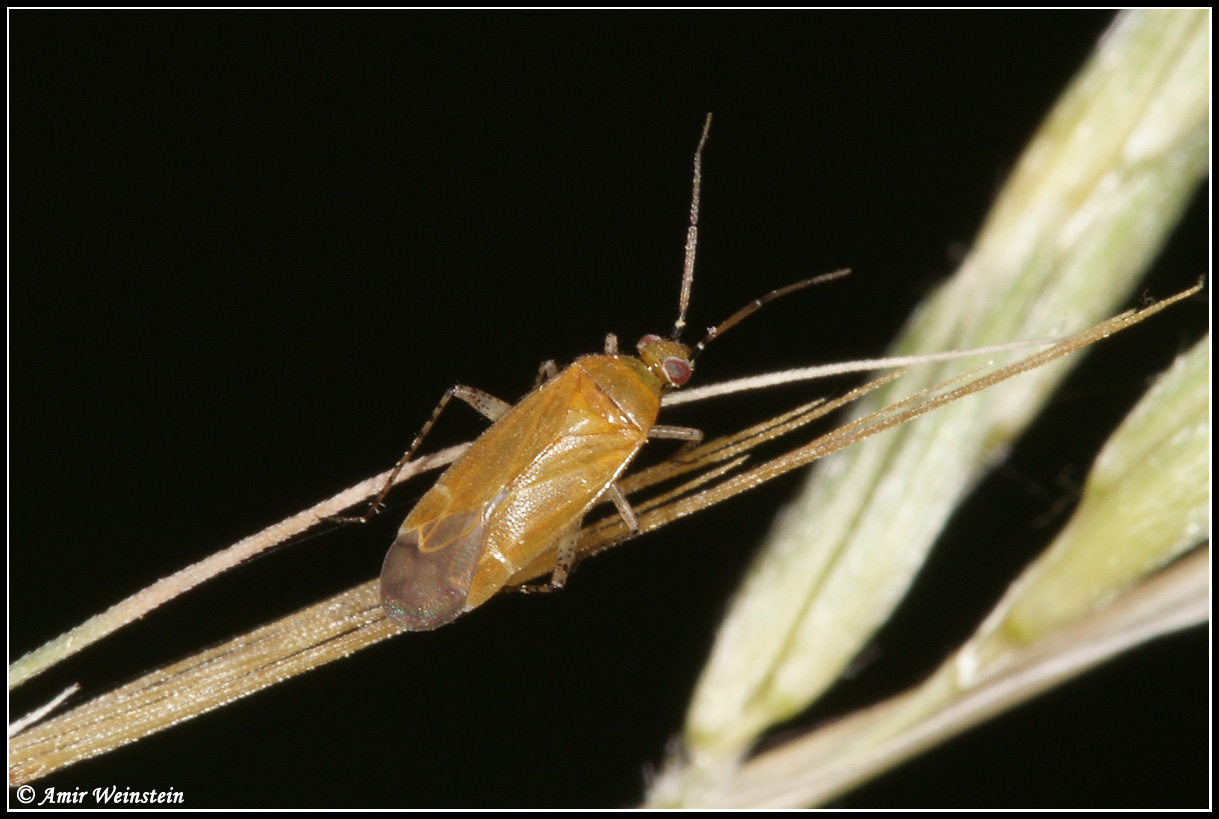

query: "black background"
left=11, top=11, right=1208, bottom=808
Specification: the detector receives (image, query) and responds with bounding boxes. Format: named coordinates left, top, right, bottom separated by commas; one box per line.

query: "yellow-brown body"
left=380, top=345, right=684, bottom=630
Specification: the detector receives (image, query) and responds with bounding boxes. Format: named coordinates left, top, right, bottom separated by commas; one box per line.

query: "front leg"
left=533, top=359, right=560, bottom=388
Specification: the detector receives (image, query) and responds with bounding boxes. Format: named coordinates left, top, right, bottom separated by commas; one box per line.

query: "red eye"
left=638, top=334, right=661, bottom=349
left=662, top=356, right=692, bottom=386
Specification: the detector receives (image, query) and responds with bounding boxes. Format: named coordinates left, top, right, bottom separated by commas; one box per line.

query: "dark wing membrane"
left=381, top=491, right=501, bottom=631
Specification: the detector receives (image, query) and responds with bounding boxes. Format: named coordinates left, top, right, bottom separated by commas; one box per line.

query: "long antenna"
left=671, top=113, right=713, bottom=340
left=691, top=268, right=852, bottom=362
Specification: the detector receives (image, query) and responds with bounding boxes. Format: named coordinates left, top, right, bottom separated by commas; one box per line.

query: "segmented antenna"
left=692, top=268, right=852, bottom=361
left=672, top=113, right=713, bottom=340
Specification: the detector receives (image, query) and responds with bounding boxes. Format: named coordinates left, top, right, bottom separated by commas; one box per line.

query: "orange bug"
left=376, top=115, right=841, bottom=630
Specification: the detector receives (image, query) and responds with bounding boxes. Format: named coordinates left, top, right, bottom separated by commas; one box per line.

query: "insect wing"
left=463, top=423, right=645, bottom=609
left=380, top=491, right=493, bottom=630
left=432, top=376, right=576, bottom=509
left=452, top=366, right=655, bottom=611
left=381, top=365, right=655, bottom=629
left=379, top=377, right=574, bottom=629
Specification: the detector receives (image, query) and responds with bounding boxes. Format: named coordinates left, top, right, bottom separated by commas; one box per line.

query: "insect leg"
left=649, top=424, right=703, bottom=442
left=334, top=385, right=511, bottom=523
left=555, top=483, right=638, bottom=583
left=547, top=521, right=581, bottom=590
left=532, top=359, right=560, bottom=388
left=604, top=333, right=618, bottom=354
left=511, top=482, right=639, bottom=596
left=512, top=521, right=581, bottom=594
left=603, top=483, right=639, bottom=533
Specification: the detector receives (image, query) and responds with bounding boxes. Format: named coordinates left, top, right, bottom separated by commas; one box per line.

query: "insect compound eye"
left=638, top=334, right=694, bottom=387
left=661, top=356, right=693, bottom=387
